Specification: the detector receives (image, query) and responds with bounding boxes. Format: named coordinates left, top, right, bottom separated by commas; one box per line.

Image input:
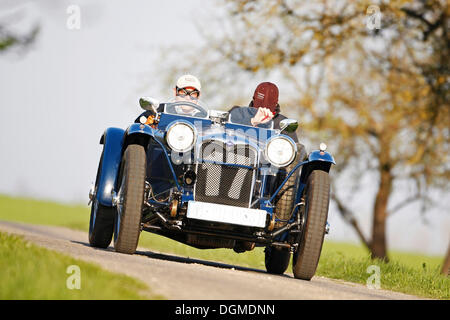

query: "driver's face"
left=174, top=86, right=200, bottom=104
left=175, top=96, right=199, bottom=105
left=177, top=104, right=196, bottom=114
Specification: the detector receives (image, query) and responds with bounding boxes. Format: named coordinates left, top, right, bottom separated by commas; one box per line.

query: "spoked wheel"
left=273, top=143, right=306, bottom=229
left=89, top=151, right=115, bottom=248
left=264, top=246, right=291, bottom=275
left=113, top=144, right=146, bottom=254
left=292, top=170, right=330, bottom=280
left=265, top=144, right=307, bottom=275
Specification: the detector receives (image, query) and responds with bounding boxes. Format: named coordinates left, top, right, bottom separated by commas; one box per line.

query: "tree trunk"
left=441, top=242, right=450, bottom=276
left=371, top=162, right=392, bottom=261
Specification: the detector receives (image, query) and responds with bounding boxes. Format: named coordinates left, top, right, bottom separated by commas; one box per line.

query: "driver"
left=172, top=74, right=202, bottom=116
left=134, top=74, right=202, bottom=123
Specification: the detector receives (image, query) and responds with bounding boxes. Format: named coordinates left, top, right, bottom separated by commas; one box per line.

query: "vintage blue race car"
left=88, top=98, right=335, bottom=280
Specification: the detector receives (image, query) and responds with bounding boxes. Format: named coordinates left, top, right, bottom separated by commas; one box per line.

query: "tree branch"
left=401, top=8, right=445, bottom=41
left=331, top=193, right=372, bottom=250
left=387, top=193, right=421, bottom=217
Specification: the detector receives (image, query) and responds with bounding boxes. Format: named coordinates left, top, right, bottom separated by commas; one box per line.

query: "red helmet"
left=252, top=82, right=279, bottom=114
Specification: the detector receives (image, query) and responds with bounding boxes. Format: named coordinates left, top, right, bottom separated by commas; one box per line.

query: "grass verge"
left=0, top=231, right=161, bottom=299
left=0, top=194, right=448, bottom=299
left=317, top=242, right=449, bottom=299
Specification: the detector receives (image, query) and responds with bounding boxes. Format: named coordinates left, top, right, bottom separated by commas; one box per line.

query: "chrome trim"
left=247, top=169, right=257, bottom=208
left=194, top=139, right=258, bottom=208
left=194, top=137, right=260, bottom=165
left=325, top=221, right=330, bottom=235
left=111, top=191, right=119, bottom=207
left=88, top=184, right=96, bottom=205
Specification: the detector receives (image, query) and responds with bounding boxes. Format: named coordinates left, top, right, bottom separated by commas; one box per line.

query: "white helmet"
left=176, top=74, right=201, bottom=91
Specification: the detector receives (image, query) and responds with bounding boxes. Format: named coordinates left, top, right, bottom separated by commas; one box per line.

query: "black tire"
left=292, top=170, right=330, bottom=280
left=113, top=144, right=146, bottom=254
left=89, top=151, right=115, bottom=248
left=265, top=246, right=291, bottom=275
left=89, top=201, right=115, bottom=248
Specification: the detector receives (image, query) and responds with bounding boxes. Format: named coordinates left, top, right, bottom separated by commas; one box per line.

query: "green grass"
left=0, top=231, right=162, bottom=299
left=320, top=241, right=444, bottom=272
left=0, top=195, right=90, bottom=231
left=317, top=242, right=449, bottom=299
left=0, top=194, right=448, bottom=299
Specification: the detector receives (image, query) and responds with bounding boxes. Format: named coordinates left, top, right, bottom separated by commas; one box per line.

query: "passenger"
left=229, top=82, right=300, bottom=144
left=232, top=82, right=307, bottom=230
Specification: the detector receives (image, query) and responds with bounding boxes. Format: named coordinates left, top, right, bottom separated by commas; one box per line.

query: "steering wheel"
left=164, top=101, right=208, bottom=118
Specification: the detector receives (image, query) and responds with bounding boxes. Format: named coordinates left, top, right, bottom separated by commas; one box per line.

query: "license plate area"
left=186, top=201, right=267, bottom=228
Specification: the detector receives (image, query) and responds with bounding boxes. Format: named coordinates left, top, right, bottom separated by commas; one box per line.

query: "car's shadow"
left=136, top=249, right=270, bottom=275
left=72, top=240, right=290, bottom=278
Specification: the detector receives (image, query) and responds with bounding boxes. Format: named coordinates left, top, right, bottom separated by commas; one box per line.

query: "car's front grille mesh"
left=194, top=141, right=256, bottom=208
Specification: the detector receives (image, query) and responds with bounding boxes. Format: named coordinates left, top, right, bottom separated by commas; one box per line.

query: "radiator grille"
left=194, top=141, right=256, bottom=207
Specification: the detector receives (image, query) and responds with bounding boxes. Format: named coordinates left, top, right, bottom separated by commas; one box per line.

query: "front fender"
left=296, top=150, right=335, bottom=203
left=124, top=123, right=164, bottom=149
left=307, top=150, right=336, bottom=165
left=97, top=127, right=125, bottom=206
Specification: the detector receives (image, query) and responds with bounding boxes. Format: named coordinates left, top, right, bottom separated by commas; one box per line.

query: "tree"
left=0, top=24, right=38, bottom=53
left=157, top=0, right=449, bottom=260
left=0, top=8, right=39, bottom=53
left=442, top=242, right=450, bottom=276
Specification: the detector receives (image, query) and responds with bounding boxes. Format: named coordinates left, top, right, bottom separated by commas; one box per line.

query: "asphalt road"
left=0, top=220, right=425, bottom=300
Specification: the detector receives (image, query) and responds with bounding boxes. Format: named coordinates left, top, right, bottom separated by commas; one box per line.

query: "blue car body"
left=93, top=102, right=335, bottom=251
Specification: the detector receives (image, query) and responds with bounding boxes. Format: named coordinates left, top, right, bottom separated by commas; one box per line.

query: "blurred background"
left=0, top=0, right=448, bottom=260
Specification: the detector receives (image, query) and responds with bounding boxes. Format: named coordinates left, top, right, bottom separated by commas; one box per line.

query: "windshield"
left=163, top=98, right=209, bottom=119
left=228, top=106, right=274, bottom=129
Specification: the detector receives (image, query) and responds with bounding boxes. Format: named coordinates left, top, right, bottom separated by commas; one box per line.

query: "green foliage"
left=0, top=25, right=39, bottom=53
left=156, top=0, right=450, bottom=260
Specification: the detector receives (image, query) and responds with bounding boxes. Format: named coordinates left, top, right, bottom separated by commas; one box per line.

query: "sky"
left=0, top=0, right=448, bottom=256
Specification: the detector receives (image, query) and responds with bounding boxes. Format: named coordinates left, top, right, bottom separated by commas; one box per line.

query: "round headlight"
left=265, top=136, right=296, bottom=167
left=166, top=122, right=196, bottom=152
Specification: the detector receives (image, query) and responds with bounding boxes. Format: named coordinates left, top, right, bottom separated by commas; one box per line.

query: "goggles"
left=176, top=87, right=200, bottom=100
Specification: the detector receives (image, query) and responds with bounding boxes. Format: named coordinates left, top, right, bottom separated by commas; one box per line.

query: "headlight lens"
left=166, top=122, right=196, bottom=152
left=265, top=136, right=296, bottom=167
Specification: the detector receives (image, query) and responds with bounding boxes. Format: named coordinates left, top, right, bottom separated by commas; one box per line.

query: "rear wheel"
left=292, top=170, right=330, bottom=280
left=89, top=200, right=115, bottom=248
left=113, top=144, right=146, bottom=254
left=89, top=151, right=115, bottom=248
left=264, top=246, right=290, bottom=275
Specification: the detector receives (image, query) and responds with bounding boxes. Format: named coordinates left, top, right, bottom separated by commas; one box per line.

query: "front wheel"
left=292, top=170, right=330, bottom=280
left=113, top=144, right=146, bottom=254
